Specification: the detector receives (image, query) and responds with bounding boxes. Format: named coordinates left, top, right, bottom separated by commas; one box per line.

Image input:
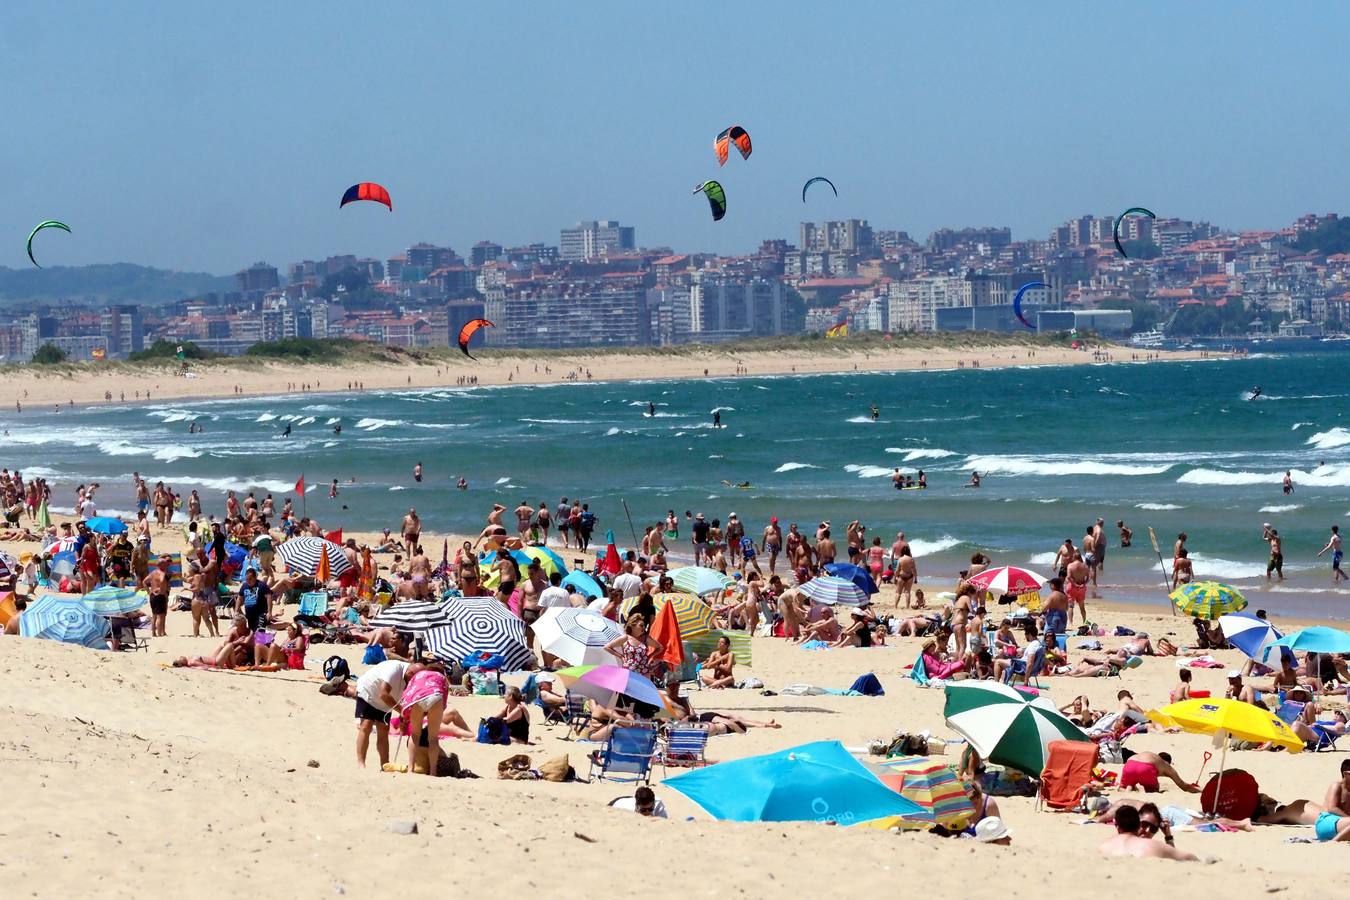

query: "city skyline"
left=4, top=2, right=1349, bottom=272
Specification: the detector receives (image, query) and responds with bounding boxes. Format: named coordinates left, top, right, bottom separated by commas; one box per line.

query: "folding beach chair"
left=660, top=723, right=710, bottom=774
left=1038, top=740, right=1099, bottom=811
left=559, top=691, right=592, bottom=740
left=1004, top=646, right=1046, bottom=689
left=109, top=617, right=149, bottom=652
left=1276, top=699, right=1342, bottom=751
left=589, top=724, right=659, bottom=784
left=673, top=642, right=702, bottom=691
left=296, top=591, right=330, bottom=625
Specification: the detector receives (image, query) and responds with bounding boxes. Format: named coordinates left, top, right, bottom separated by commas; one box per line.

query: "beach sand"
left=1, top=516, right=1344, bottom=898
left=0, top=342, right=1206, bottom=408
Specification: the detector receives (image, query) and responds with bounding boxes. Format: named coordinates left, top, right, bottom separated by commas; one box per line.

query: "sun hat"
left=1227, top=670, right=1242, bottom=679
left=974, top=816, right=1011, bottom=842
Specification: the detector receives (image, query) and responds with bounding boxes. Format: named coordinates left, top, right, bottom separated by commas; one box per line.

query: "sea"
left=4, top=353, right=1348, bottom=618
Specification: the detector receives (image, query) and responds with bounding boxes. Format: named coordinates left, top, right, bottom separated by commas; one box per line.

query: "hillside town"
left=5, top=211, right=1350, bottom=360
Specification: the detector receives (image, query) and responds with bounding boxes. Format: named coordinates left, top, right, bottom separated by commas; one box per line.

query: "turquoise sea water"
left=5, top=354, right=1349, bottom=617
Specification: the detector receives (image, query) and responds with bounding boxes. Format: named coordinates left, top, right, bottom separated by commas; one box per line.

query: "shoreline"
left=0, top=341, right=1215, bottom=409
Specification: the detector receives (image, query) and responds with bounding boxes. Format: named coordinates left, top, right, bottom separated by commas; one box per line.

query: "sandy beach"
left=0, top=341, right=1208, bottom=408
left=1, top=511, right=1346, bottom=899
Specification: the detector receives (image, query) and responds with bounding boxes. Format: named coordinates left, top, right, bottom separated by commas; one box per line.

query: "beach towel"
left=801, top=640, right=830, bottom=651
left=1181, top=656, right=1224, bottom=669
left=780, top=684, right=828, bottom=696
left=849, top=673, right=885, bottom=696
left=909, top=653, right=930, bottom=686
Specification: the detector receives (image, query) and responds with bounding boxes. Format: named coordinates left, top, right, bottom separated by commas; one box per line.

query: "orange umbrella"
left=315, top=543, right=331, bottom=583
left=650, top=597, right=685, bottom=668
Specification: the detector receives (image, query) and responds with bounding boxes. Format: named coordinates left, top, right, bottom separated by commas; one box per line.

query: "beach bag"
left=470, top=670, right=501, bottom=696
left=362, top=644, right=387, bottom=665
left=1098, top=738, right=1124, bottom=765
left=497, top=753, right=537, bottom=780
left=477, top=716, right=512, bottom=745
left=323, top=655, right=351, bottom=681
left=463, top=652, right=507, bottom=670
left=849, top=673, right=885, bottom=697
left=1113, top=625, right=1135, bottom=637
left=538, top=754, right=572, bottom=782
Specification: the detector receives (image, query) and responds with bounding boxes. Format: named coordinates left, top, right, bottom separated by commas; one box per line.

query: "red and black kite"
left=339, top=182, right=392, bottom=210
left=458, top=318, right=494, bottom=359
left=714, top=125, right=752, bottom=166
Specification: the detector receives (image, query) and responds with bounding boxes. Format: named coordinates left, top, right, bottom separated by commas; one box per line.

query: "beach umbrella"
left=49, top=551, right=78, bottom=578
left=859, top=756, right=975, bottom=831
left=369, top=598, right=456, bottom=632
left=600, top=530, right=622, bottom=576
left=276, top=536, right=351, bottom=577
left=823, top=563, right=879, bottom=596
left=1169, top=581, right=1246, bottom=619
left=516, top=545, right=568, bottom=577
left=966, top=565, right=1045, bottom=596
left=426, top=596, right=533, bottom=670
left=798, top=575, right=867, bottom=606
left=84, top=516, right=127, bottom=535
left=1270, top=626, right=1350, bottom=656
left=80, top=586, right=147, bottom=616
left=943, top=682, right=1090, bottom=775
left=663, top=740, right=924, bottom=824
left=315, top=542, right=331, bottom=583
left=621, top=592, right=717, bottom=638
left=560, top=570, right=604, bottom=600
left=670, top=566, right=732, bottom=597
left=595, top=545, right=635, bottom=564
left=49, top=536, right=80, bottom=555
left=19, top=594, right=110, bottom=648
left=555, top=663, right=664, bottom=709
left=532, top=607, right=621, bottom=666
left=1218, top=612, right=1285, bottom=663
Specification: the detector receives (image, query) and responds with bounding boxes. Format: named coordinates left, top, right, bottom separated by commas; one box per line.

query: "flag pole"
left=1148, top=526, right=1174, bottom=615
left=621, top=498, right=640, bottom=551
left=301, top=472, right=307, bottom=521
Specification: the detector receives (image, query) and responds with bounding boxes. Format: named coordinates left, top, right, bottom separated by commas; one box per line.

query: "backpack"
left=580, top=512, right=597, bottom=530
left=323, top=655, right=350, bottom=681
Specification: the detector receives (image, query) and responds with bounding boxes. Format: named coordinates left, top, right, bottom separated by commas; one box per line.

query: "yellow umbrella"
left=621, top=592, right=717, bottom=638
left=1148, top=698, right=1302, bottom=751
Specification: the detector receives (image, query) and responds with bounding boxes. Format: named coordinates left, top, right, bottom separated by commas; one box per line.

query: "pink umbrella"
left=966, top=565, right=1046, bottom=596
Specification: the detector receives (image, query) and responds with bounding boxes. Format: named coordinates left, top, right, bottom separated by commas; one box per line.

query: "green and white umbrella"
left=942, top=682, right=1089, bottom=776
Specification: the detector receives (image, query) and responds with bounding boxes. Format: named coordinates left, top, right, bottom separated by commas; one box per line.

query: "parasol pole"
left=621, top=498, right=640, bottom=551
left=1148, top=527, right=1175, bottom=615
left=1207, top=729, right=1229, bottom=820
left=301, top=472, right=307, bottom=521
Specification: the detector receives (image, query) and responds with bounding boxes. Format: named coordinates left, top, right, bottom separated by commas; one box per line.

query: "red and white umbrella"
left=966, top=566, right=1045, bottom=596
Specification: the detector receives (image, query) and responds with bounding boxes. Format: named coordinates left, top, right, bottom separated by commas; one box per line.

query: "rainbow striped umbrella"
left=516, top=545, right=569, bottom=577
left=859, top=756, right=975, bottom=830
left=1170, top=581, right=1247, bottom=620
left=621, top=592, right=716, bottom=638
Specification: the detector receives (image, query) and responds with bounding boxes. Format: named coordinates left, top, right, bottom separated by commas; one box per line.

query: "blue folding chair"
left=661, top=724, right=710, bottom=774
left=1004, top=647, right=1046, bottom=688
left=558, top=691, right=592, bottom=740
left=297, top=591, right=329, bottom=618
left=589, top=725, right=658, bottom=783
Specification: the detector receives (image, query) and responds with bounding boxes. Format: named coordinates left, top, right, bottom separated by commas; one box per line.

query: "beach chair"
left=589, top=724, right=659, bottom=784
left=109, top=617, right=149, bottom=652
left=1004, top=647, right=1046, bottom=688
left=673, top=642, right=702, bottom=691
left=1275, top=699, right=1341, bottom=751
left=559, top=691, right=592, bottom=739
left=660, top=724, right=710, bottom=774
left=1038, top=740, right=1099, bottom=811
left=297, top=591, right=329, bottom=623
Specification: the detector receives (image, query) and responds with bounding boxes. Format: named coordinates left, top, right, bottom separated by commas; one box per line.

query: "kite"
left=801, top=176, right=837, bottom=202
left=694, top=181, right=727, bottom=221
left=1112, top=207, right=1155, bottom=257
left=1012, top=281, right=1049, bottom=329
left=714, top=125, right=752, bottom=166
left=457, top=318, right=494, bottom=359
left=27, top=220, right=70, bottom=268
left=340, top=183, right=392, bottom=211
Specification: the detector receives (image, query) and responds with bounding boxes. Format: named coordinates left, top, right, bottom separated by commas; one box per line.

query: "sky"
left=3, top=2, right=1349, bottom=274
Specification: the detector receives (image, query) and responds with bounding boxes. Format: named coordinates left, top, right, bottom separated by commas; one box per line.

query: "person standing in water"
left=1318, top=525, right=1346, bottom=582
left=713, top=410, right=722, bottom=428
left=413, top=462, right=423, bottom=483
left=869, top=404, right=879, bottom=421
left=647, top=402, right=655, bottom=417
left=281, top=423, right=292, bottom=437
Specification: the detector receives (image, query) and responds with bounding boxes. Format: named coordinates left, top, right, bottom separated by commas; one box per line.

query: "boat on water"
left=1129, top=329, right=1166, bottom=348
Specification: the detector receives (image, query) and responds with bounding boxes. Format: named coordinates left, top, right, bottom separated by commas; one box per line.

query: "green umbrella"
left=942, top=682, right=1088, bottom=775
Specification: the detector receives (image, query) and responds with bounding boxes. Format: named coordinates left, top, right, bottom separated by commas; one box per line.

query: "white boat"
left=1130, top=329, right=1166, bottom=348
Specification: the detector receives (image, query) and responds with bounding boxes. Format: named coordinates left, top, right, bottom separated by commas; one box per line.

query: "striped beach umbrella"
left=276, top=536, right=351, bottom=578
left=943, top=682, right=1089, bottom=775
left=532, top=607, right=621, bottom=667
left=823, top=563, right=879, bottom=595
left=19, top=594, right=111, bottom=649
left=1218, top=612, right=1285, bottom=663
left=966, top=565, right=1045, bottom=596
left=621, top=592, right=717, bottom=638
left=798, top=575, right=867, bottom=606
left=426, top=596, right=533, bottom=670
left=670, top=566, right=733, bottom=596
left=860, top=756, right=975, bottom=831
left=369, top=598, right=456, bottom=632
left=80, top=586, right=147, bottom=616
left=1170, top=581, right=1246, bottom=620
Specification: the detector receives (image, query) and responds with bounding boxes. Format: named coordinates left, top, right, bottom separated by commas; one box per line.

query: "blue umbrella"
left=49, top=551, right=78, bottom=578
left=19, top=595, right=111, bottom=648
left=1219, top=613, right=1287, bottom=664
left=1271, top=626, right=1350, bottom=655
left=799, top=575, right=867, bottom=606
left=81, top=586, right=147, bottom=616
left=560, top=570, right=604, bottom=599
left=824, top=562, right=879, bottom=596
left=84, top=516, right=128, bottom=535
left=663, top=740, right=924, bottom=824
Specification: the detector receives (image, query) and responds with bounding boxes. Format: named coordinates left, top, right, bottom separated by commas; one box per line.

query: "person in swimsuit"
left=700, top=635, right=737, bottom=688
left=1264, top=525, right=1284, bottom=581
left=497, top=685, right=531, bottom=744
left=1318, top=525, right=1346, bottom=582
left=1316, top=760, right=1350, bottom=842
left=413, top=462, right=422, bottom=483
left=401, top=508, right=421, bottom=557
left=604, top=614, right=665, bottom=716
left=399, top=661, right=452, bottom=773
left=1119, top=751, right=1197, bottom=793
left=255, top=620, right=308, bottom=669
left=141, top=556, right=172, bottom=637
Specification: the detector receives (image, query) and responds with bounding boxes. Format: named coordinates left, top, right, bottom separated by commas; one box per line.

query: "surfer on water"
left=713, top=410, right=722, bottom=428
left=870, top=405, right=879, bottom=421
left=648, top=402, right=655, bottom=417
left=281, top=423, right=291, bottom=438
left=1250, top=385, right=1262, bottom=399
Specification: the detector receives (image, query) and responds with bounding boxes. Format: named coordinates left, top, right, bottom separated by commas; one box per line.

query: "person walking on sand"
left=1318, top=525, right=1346, bottom=582
left=401, top=508, right=421, bottom=557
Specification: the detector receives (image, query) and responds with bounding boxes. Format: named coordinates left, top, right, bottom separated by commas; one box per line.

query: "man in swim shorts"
left=761, top=516, right=782, bottom=575
left=1319, top=525, right=1346, bottom=583
left=1042, top=577, right=1069, bottom=637
left=1119, top=751, right=1198, bottom=794
left=142, top=556, right=172, bottom=637
left=1317, top=759, right=1350, bottom=842
left=401, top=508, right=421, bottom=558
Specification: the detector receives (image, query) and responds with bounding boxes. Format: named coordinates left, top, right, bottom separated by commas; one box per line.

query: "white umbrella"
left=532, top=607, right=621, bottom=667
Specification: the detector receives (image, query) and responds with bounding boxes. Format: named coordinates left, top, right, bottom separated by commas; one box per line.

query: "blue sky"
left=2, top=2, right=1347, bottom=273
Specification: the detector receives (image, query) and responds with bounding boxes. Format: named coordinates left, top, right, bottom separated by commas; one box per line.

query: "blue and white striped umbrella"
left=1218, top=612, right=1285, bottom=663
left=532, top=607, right=622, bottom=667
left=276, top=536, right=351, bottom=577
left=81, top=586, right=147, bottom=616
left=369, top=599, right=455, bottom=632
left=426, top=596, right=534, bottom=671
left=19, top=594, right=111, bottom=648
left=799, top=575, right=867, bottom=606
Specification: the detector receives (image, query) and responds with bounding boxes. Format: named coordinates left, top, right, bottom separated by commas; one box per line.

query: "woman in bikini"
left=254, top=620, right=309, bottom=670
left=700, top=635, right=736, bottom=688
left=603, top=614, right=666, bottom=717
